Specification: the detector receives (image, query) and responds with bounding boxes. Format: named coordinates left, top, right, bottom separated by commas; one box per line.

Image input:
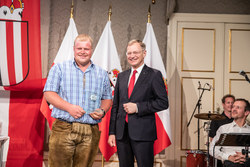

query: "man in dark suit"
left=108, top=39, right=169, bottom=167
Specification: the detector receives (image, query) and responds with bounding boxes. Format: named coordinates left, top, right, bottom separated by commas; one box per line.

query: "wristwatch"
left=100, top=108, right=106, bottom=118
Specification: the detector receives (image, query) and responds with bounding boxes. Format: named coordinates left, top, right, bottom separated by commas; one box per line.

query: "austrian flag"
left=0, top=20, right=29, bottom=87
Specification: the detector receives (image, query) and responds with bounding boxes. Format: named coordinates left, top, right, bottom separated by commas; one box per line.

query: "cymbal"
left=194, top=113, right=226, bottom=120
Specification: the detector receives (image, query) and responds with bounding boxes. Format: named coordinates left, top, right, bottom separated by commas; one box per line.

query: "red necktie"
left=126, top=70, right=137, bottom=122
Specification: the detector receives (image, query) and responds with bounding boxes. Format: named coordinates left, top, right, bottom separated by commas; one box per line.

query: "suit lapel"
left=120, top=69, right=131, bottom=99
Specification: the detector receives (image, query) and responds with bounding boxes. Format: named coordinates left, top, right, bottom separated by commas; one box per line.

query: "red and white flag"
left=40, top=17, right=78, bottom=129
left=0, top=0, right=44, bottom=166
left=91, top=21, right=122, bottom=161
left=0, top=20, right=29, bottom=87
left=143, top=22, right=172, bottom=154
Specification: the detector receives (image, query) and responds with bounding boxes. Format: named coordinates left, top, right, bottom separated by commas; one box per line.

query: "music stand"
left=216, top=133, right=250, bottom=159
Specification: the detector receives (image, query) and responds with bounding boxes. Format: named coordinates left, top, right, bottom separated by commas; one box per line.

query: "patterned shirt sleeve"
left=43, top=64, right=61, bottom=92
left=101, top=71, right=112, bottom=100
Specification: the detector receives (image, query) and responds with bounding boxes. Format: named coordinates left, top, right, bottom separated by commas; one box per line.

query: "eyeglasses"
left=126, top=51, right=143, bottom=56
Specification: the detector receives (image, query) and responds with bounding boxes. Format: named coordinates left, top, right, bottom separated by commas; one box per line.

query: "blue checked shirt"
left=43, top=60, right=112, bottom=124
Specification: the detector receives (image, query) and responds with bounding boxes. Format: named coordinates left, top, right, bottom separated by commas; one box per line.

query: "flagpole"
left=147, top=4, right=151, bottom=23
left=108, top=5, right=112, bottom=21
left=70, top=0, right=74, bottom=18
left=102, top=155, right=104, bottom=167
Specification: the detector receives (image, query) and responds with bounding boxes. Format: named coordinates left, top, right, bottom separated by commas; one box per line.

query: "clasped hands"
left=68, top=104, right=104, bottom=120
left=228, top=152, right=247, bottom=164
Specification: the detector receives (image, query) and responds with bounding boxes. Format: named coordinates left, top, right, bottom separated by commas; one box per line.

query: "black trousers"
left=224, top=158, right=250, bottom=167
left=116, top=123, right=154, bottom=167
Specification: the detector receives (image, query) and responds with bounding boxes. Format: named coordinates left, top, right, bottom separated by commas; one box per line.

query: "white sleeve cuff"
left=222, top=153, right=230, bottom=161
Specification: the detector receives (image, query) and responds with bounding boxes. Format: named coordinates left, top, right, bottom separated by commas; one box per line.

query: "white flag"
left=92, top=21, right=122, bottom=87
left=91, top=21, right=121, bottom=161
left=143, top=23, right=172, bottom=154
left=54, top=18, right=78, bottom=64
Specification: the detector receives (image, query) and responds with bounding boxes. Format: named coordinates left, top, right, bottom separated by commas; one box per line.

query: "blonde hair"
left=74, top=34, right=93, bottom=47
left=127, top=39, right=146, bottom=51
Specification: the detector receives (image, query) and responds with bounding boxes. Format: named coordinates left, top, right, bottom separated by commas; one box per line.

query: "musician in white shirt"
left=209, top=98, right=250, bottom=167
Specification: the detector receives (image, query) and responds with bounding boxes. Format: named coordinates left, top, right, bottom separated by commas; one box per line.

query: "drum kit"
left=185, top=82, right=227, bottom=167
left=186, top=112, right=226, bottom=167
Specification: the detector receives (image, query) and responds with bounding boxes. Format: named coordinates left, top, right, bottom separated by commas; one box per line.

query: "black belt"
left=57, top=118, right=73, bottom=124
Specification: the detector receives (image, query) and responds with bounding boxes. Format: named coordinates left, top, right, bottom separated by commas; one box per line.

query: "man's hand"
left=67, top=104, right=86, bottom=119
left=108, top=135, right=116, bottom=147
left=89, top=108, right=105, bottom=120
left=123, top=102, right=137, bottom=114
left=228, top=152, right=246, bottom=164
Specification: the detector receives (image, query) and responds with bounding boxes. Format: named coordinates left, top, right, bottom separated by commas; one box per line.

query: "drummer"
left=209, top=98, right=250, bottom=167
left=209, top=94, right=235, bottom=166
left=209, top=94, right=235, bottom=141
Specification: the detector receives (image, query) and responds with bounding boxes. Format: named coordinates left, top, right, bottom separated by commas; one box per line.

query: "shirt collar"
left=73, top=59, right=94, bottom=72
left=232, top=120, right=249, bottom=128
left=131, top=64, right=145, bottom=75
left=242, top=122, right=249, bottom=128
left=232, top=121, right=237, bottom=127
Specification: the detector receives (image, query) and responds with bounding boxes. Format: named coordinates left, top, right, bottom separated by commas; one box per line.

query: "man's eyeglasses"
left=126, top=51, right=143, bottom=56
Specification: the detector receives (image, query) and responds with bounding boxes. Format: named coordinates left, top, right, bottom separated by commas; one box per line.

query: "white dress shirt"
left=209, top=121, right=250, bottom=162
left=128, top=64, right=144, bottom=86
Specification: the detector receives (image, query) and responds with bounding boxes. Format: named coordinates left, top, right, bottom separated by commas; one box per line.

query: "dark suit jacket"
left=109, top=65, right=169, bottom=141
